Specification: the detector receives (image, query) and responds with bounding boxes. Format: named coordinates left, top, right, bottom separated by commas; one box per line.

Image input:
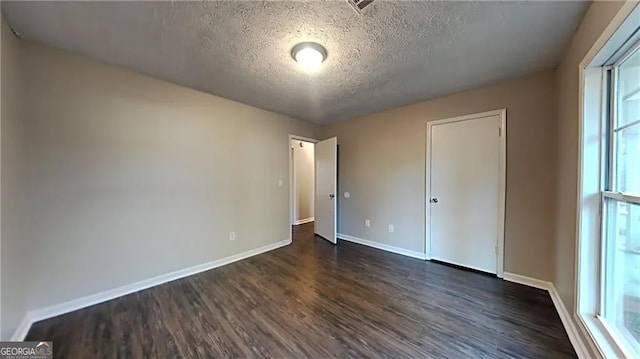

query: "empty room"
left=0, top=1, right=639, bottom=358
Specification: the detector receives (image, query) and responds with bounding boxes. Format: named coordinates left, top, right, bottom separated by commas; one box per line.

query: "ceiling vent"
left=347, top=0, right=375, bottom=14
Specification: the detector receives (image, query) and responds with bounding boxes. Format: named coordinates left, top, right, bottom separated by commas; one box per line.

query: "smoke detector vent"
left=347, top=0, right=375, bottom=14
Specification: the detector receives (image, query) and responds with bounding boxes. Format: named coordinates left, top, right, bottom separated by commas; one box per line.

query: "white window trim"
left=575, top=3, right=640, bottom=358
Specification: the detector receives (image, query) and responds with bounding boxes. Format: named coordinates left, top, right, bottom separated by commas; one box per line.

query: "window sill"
left=576, top=313, right=636, bottom=358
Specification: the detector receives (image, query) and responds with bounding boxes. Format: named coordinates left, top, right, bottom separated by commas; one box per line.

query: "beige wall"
left=0, top=0, right=631, bottom=342
left=15, top=41, right=316, bottom=319
left=322, top=71, right=558, bottom=281
left=1, top=18, right=28, bottom=340
left=554, top=0, right=627, bottom=324
left=292, top=140, right=314, bottom=222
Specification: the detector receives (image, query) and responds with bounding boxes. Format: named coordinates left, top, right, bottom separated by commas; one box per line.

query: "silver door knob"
left=329, top=194, right=336, bottom=199
left=430, top=198, right=438, bottom=203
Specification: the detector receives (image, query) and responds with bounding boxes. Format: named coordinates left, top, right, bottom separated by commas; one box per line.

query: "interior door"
left=429, top=115, right=501, bottom=274
left=315, top=137, right=338, bottom=244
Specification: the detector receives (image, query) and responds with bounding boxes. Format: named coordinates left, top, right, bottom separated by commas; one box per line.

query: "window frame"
left=605, top=39, right=640, bottom=195
left=576, top=4, right=640, bottom=357
left=597, top=39, right=640, bottom=356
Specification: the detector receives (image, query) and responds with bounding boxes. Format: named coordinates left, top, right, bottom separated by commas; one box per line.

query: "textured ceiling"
left=1, top=1, right=589, bottom=124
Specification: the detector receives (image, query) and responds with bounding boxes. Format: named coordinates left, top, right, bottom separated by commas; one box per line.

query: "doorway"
left=425, top=109, right=506, bottom=276
left=289, top=135, right=338, bottom=245
left=291, top=138, right=316, bottom=226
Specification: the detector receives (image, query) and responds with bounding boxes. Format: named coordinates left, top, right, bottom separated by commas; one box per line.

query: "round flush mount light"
left=291, top=42, right=327, bottom=69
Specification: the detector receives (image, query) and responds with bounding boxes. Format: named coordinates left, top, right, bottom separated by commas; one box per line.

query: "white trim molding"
left=337, top=233, right=427, bottom=260
left=294, top=217, right=314, bottom=225
left=9, top=315, right=33, bottom=342
left=11, top=238, right=291, bottom=341
left=548, top=285, right=591, bottom=358
left=503, top=272, right=589, bottom=358
left=425, top=109, right=507, bottom=278
left=502, top=272, right=551, bottom=291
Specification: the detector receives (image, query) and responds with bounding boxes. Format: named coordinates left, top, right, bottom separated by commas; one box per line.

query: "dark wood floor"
left=27, top=223, right=576, bottom=358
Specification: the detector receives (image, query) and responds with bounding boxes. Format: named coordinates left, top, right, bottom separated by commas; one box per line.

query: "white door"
left=315, top=137, right=338, bottom=244
left=429, top=114, right=502, bottom=274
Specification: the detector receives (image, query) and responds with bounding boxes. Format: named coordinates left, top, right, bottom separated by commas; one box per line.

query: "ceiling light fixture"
left=291, top=42, right=327, bottom=70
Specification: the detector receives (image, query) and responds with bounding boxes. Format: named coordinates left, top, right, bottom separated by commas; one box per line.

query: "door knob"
left=430, top=198, right=438, bottom=203
left=329, top=194, right=336, bottom=199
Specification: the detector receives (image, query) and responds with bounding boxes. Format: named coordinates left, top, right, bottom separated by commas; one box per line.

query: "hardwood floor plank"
left=26, top=223, right=576, bottom=358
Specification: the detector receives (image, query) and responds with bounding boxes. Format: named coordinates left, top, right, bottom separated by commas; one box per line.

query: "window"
left=601, top=41, right=640, bottom=355
left=577, top=6, right=640, bottom=357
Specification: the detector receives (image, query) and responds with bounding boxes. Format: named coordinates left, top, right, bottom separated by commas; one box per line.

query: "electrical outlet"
left=278, top=180, right=283, bottom=187
left=229, top=232, right=236, bottom=241
left=365, top=219, right=370, bottom=227
left=388, top=224, right=394, bottom=233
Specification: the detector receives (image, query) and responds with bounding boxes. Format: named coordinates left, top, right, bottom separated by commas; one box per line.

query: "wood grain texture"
left=27, top=223, right=576, bottom=358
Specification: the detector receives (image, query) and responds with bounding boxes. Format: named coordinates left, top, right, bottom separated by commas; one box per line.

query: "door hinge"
left=498, top=126, right=502, bottom=137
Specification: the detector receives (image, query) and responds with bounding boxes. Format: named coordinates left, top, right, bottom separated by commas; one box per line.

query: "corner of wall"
left=1, top=14, right=29, bottom=341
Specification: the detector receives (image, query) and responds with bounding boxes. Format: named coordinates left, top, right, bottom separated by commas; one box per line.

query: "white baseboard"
left=294, top=217, right=314, bottom=225
left=548, top=284, right=590, bottom=358
left=502, top=272, right=552, bottom=291
left=337, top=233, right=426, bottom=260
left=503, top=272, right=588, bottom=358
left=9, top=314, right=34, bottom=341
left=10, top=238, right=291, bottom=341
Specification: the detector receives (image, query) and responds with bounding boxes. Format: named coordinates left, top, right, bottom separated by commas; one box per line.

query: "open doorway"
left=291, top=138, right=316, bottom=226
left=289, top=134, right=338, bottom=245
